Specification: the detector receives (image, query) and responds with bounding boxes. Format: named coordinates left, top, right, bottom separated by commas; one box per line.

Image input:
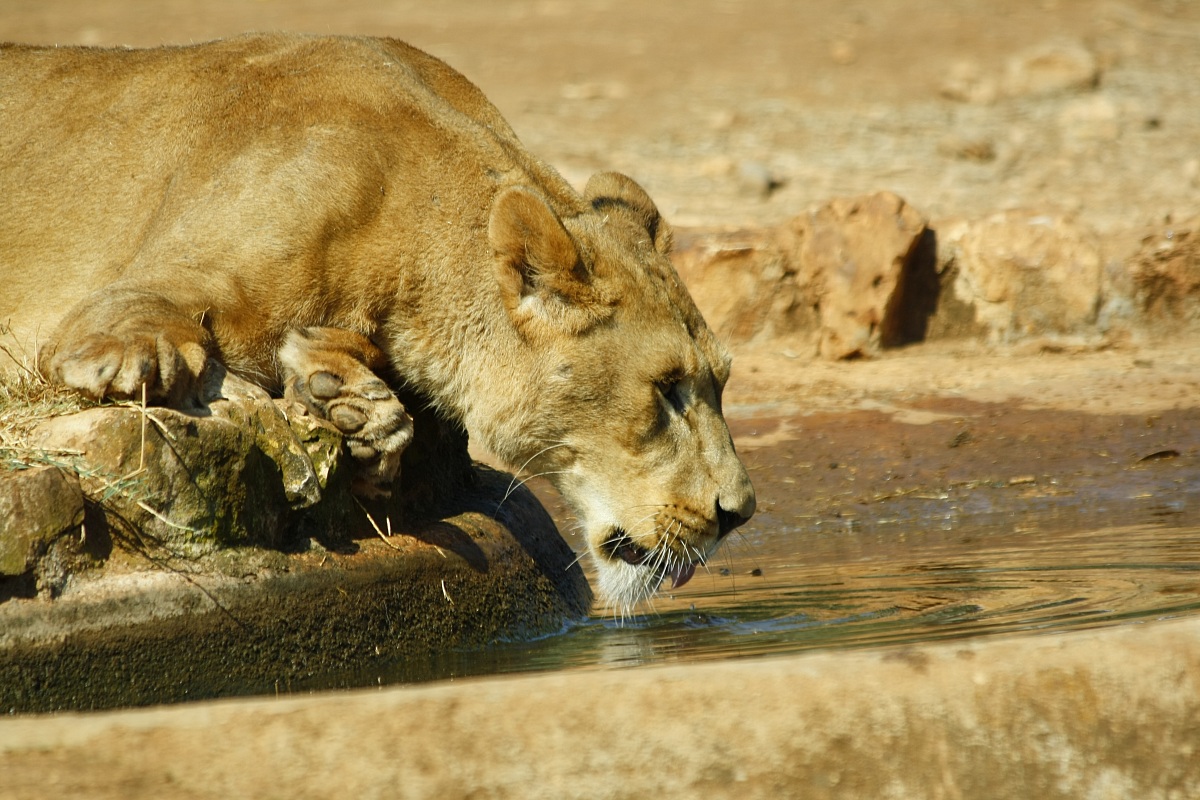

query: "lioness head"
left=486, top=171, right=755, bottom=613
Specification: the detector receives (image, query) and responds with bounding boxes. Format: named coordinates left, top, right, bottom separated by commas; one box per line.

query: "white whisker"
left=495, top=468, right=571, bottom=511
left=593, top=500, right=748, bottom=619
left=565, top=548, right=590, bottom=571
left=496, top=441, right=570, bottom=510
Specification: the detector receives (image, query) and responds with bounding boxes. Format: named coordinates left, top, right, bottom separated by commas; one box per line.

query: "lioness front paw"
left=42, top=331, right=208, bottom=406
left=292, top=368, right=413, bottom=495
left=279, top=328, right=413, bottom=498
left=39, top=289, right=212, bottom=407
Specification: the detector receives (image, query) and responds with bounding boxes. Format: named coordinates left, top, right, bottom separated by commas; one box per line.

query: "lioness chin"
left=0, top=33, right=754, bottom=612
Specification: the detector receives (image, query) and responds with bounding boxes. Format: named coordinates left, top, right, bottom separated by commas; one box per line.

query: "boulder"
left=0, top=466, right=84, bottom=578
left=937, top=211, right=1105, bottom=341
left=671, top=200, right=1178, bottom=352
left=672, top=227, right=803, bottom=346
left=673, top=191, right=933, bottom=360
left=784, top=192, right=931, bottom=359
left=20, top=368, right=355, bottom=559
left=2, top=358, right=491, bottom=583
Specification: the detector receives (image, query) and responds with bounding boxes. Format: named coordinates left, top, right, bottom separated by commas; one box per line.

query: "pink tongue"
left=671, top=562, right=697, bottom=590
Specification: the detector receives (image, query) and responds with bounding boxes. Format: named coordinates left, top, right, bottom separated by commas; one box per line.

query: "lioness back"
left=0, top=34, right=575, bottom=370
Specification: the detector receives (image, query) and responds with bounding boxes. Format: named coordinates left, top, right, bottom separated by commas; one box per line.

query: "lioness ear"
left=489, top=186, right=601, bottom=335
left=584, top=171, right=674, bottom=255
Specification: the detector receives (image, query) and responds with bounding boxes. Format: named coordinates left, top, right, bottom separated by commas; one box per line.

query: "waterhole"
left=355, top=519, right=1200, bottom=686
left=323, top=404, right=1200, bottom=690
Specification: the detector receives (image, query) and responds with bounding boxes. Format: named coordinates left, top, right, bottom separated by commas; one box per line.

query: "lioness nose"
left=717, top=505, right=752, bottom=538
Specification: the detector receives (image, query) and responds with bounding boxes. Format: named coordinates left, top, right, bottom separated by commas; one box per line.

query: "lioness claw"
left=44, top=328, right=209, bottom=407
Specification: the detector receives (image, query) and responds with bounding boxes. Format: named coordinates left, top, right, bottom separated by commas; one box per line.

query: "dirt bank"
left=3, top=614, right=1199, bottom=800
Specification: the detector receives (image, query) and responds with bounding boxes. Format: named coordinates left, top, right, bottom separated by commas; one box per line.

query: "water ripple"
left=363, top=522, right=1200, bottom=686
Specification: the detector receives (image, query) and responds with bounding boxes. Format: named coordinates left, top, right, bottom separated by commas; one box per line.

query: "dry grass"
left=0, top=332, right=91, bottom=471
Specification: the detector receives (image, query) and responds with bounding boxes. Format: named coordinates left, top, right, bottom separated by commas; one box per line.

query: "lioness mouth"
left=604, top=530, right=699, bottom=590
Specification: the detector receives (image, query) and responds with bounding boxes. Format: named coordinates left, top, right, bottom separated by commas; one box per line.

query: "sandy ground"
left=4, top=0, right=1200, bottom=236
left=5, top=0, right=1200, bottom=402
left=728, top=335, right=1200, bottom=417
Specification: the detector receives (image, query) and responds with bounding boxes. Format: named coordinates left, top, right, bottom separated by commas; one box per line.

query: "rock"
left=1127, top=216, right=1200, bottom=324
left=697, top=157, right=782, bottom=199
left=1, top=366, right=589, bottom=706
left=939, top=211, right=1105, bottom=341
left=0, top=465, right=591, bottom=712
left=1002, top=39, right=1099, bottom=99
left=30, top=405, right=293, bottom=557
left=1058, top=94, right=1121, bottom=146
left=736, top=160, right=781, bottom=199
left=937, top=134, right=997, bottom=163
left=784, top=192, right=932, bottom=359
left=24, top=364, right=356, bottom=560
left=673, top=192, right=935, bottom=359
left=940, top=41, right=1099, bottom=105
left=672, top=227, right=802, bottom=346
left=939, top=60, right=999, bottom=105
left=0, top=466, right=84, bottom=578
left=673, top=198, right=1189, bottom=354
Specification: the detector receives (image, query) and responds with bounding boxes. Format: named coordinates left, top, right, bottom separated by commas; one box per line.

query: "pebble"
left=1003, top=38, right=1099, bottom=98
left=736, top=160, right=781, bottom=199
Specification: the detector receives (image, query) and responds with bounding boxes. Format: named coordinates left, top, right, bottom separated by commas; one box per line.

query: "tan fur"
left=0, top=34, right=754, bottom=609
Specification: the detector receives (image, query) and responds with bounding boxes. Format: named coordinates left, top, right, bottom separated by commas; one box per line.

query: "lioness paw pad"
left=279, top=329, right=413, bottom=498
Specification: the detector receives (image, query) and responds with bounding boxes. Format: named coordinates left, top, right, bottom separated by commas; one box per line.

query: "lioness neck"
left=378, top=250, right=544, bottom=468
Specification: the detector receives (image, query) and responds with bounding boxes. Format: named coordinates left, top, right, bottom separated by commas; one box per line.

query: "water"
left=366, top=520, right=1200, bottom=685
left=346, top=403, right=1200, bottom=689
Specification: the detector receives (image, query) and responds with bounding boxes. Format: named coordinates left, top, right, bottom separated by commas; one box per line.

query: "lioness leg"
left=40, top=288, right=211, bottom=407
left=279, top=327, right=413, bottom=498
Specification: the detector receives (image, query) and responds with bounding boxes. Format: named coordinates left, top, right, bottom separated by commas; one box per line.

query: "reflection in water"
left=360, top=521, right=1200, bottom=688
left=334, top=404, right=1200, bottom=691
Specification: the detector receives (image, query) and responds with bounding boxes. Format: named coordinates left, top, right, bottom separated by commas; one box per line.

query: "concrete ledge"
left=0, top=467, right=591, bottom=713
left=2, top=613, right=1198, bottom=798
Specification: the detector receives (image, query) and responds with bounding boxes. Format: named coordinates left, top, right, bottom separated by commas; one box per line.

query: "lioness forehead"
left=613, top=277, right=732, bottom=389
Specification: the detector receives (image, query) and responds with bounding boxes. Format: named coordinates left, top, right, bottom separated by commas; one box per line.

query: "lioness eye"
left=656, top=377, right=686, bottom=414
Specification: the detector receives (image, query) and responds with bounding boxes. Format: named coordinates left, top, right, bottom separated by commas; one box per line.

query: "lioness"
left=0, top=34, right=754, bottom=610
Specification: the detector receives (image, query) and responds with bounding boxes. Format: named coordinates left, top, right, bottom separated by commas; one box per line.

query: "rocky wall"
left=672, top=194, right=1200, bottom=358
left=0, top=369, right=591, bottom=712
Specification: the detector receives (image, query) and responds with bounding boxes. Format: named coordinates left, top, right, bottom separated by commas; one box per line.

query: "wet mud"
left=730, top=399, right=1200, bottom=545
